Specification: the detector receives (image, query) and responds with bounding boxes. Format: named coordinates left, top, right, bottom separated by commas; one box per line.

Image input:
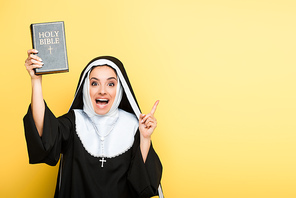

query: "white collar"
left=74, top=109, right=138, bottom=158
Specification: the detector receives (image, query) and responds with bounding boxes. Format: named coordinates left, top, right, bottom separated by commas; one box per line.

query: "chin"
left=94, top=109, right=110, bottom=115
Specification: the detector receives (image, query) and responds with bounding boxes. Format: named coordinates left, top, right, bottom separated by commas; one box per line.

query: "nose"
left=98, top=85, right=106, bottom=95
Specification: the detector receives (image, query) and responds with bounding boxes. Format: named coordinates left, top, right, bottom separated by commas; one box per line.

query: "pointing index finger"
left=150, top=100, right=159, bottom=115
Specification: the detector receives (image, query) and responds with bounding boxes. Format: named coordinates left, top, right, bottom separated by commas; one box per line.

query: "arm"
left=138, top=100, right=159, bottom=162
left=128, top=101, right=162, bottom=196
left=139, top=134, right=151, bottom=163
left=128, top=130, right=162, bottom=197
left=25, top=49, right=45, bottom=136
left=23, top=103, right=74, bottom=165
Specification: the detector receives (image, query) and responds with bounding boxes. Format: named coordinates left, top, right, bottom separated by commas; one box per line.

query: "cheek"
left=110, top=89, right=117, bottom=99
left=89, top=87, right=96, bottom=98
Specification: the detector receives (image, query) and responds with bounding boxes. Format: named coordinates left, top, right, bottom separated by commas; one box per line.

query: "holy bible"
left=30, top=21, right=69, bottom=74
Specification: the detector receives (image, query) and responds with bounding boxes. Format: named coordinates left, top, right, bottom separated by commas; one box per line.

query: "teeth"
left=96, top=99, right=108, bottom=102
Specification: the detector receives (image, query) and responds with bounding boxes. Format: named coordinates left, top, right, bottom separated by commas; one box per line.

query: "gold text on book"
left=39, top=31, right=60, bottom=45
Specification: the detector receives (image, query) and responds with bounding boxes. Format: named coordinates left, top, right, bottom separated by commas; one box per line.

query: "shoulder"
left=72, top=109, right=86, bottom=124
left=73, top=109, right=83, bottom=115
left=119, top=109, right=137, bottom=119
left=118, top=109, right=139, bottom=129
left=57, top=109, right=76, bottom=126
left=60, top=109, right=76, bottom=119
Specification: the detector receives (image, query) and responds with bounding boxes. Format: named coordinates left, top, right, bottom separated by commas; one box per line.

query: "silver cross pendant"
left=99, top=157, right=106, bottom=167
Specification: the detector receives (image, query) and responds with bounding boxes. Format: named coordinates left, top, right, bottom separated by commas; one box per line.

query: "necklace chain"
left=83, top=112, right=118, bottom=167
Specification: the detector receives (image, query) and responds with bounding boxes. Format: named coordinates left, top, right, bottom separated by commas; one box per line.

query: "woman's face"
left=89, top=66, right=118, bottom=115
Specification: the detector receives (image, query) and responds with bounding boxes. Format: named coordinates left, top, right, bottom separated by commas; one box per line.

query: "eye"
left=91, top=81, right=98, bottom=86
left=108, top=82, right=115, bottom=87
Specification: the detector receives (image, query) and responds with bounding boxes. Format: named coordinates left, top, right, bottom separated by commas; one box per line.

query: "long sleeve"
left=128, top=131, right=163, bottom=197
left=23, top=102, right=74, bottom=166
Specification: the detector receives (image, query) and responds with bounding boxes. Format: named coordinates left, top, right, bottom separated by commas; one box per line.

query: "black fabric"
left=24, top=102, right=72, bottom=165
left=23, top=56, right=162, bottom=197
left=24, top=104, right=162, bottom=198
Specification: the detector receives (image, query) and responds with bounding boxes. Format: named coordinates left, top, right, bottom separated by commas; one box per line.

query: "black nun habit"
left=23, top=56, right=163, bottom=198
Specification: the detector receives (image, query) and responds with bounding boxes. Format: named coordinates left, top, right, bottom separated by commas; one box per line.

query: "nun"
left=23, top=49, right=163, bottom=198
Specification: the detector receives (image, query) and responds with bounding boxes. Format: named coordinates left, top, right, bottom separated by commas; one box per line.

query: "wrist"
left=31, top=76, right=42, bottom=84
left=140, top=135, right=151, bottom=163
left=140, top=134, right=151, bottom=144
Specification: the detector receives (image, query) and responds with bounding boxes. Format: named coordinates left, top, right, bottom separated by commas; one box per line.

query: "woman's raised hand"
left=139, top=100, right=159, bottom=139
left=24, top=49, right=43, bottom=79
left=25, top=49, right=45, bottom=136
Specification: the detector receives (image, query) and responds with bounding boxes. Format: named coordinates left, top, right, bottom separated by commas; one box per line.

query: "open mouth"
left=95, top=98, right=109, bottom=106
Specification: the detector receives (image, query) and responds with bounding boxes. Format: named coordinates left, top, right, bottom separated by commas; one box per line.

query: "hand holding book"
left=24, top=49, right=44, bottom=79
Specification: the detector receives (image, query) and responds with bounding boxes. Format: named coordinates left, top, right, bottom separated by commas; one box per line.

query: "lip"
left=95, top=98, right=110, bottom=109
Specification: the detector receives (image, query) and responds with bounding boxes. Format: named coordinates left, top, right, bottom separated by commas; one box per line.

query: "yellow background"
left=0, top=0, right=295, bottom=197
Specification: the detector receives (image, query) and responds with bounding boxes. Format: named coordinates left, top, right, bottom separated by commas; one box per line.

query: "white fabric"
left=70, top=59, right=141, bottom=118
left=82, top=68, right=123, bottom=136
left=75, top=59, right=139, bottom=158
left=158, top=185, right=164, bottom=198
left=74, top=109, right=138, bottom=158
left=82, top=69, right=123, bottom=118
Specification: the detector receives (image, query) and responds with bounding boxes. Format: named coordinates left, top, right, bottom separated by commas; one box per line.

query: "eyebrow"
left=90, top=77, right=117, bottom=81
